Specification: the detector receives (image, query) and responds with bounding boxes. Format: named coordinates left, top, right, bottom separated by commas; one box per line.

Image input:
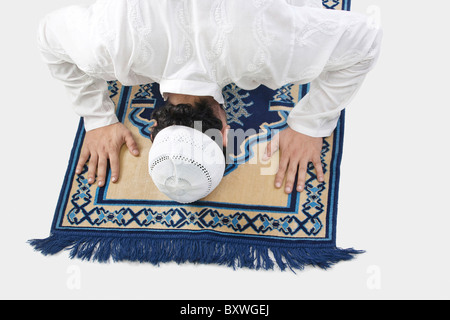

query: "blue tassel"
left=28, top=235, right=364, bottom=272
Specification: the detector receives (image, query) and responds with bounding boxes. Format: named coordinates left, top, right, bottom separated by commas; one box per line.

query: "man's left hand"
left=263, top=127, right=325, bottom=193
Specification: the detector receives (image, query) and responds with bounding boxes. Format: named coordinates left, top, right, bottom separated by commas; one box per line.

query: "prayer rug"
left=30, top=0, right=362, bottom=271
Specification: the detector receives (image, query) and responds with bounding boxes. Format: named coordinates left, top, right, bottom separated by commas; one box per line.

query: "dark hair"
left=150, top=98, right=224, bottom=144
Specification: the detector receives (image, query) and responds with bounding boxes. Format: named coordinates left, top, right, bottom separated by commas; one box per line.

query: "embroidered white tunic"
left=37, top=0, right=382, bottom=136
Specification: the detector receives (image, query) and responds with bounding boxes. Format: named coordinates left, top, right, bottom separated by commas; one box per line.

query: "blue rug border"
left=48, top=112, right=345, bottom=249
left=48, top=98, right=345, bottom=249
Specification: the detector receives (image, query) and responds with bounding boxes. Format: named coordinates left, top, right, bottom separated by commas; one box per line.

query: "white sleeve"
left=284, top=0, right=323, bottom=8
left=287, top=14, right=383, bottom=138
left=37, top=6, right=118, bottom=132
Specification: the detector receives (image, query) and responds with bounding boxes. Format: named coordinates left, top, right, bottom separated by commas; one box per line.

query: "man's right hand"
left=75, top=122, right=140, bottom=187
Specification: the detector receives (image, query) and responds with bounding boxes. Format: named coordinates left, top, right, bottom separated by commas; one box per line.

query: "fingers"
left=313, top=157, right=325, bottom=183
left=262, top=143, right=272, bottom=161
left=275, top=157, right=325, bottom=194
left=124, top=131, right=139, bottom=156
left=109, top=150, right=120, bottom=183
left=262, top=136, right=279, bottom=161
left=80, top=150, right=120, bottom=186
left=87, top=153, right=98, bottom=184
left=273, top=130, right=325, bottom=194
left=76, top=148, right=90, bottom=175
left=274, top=156, right=288, bottom=190
left=285, top=162, right=299, bottom=194
left=78, top=123, right=130, bottom=187
left=96, top=154, right=108, bottom=187
left=296, top=160, right=308, bottom=192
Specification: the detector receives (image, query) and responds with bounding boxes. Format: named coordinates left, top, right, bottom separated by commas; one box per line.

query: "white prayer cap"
left=148, top=125, right=225, bottom=203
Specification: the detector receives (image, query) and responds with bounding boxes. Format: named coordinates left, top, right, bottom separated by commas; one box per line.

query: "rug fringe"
left=28, top=235, right=364, bottom=272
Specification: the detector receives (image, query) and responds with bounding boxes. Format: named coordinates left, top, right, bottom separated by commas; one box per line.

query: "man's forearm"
left=37, top=7, right=118, bottom=132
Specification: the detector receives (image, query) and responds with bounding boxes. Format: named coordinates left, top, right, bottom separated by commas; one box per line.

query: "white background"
left=0, top=0, right=449, bottom=300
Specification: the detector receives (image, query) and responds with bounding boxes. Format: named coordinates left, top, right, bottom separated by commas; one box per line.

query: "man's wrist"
left=84, top=114, right=119, bottom=132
